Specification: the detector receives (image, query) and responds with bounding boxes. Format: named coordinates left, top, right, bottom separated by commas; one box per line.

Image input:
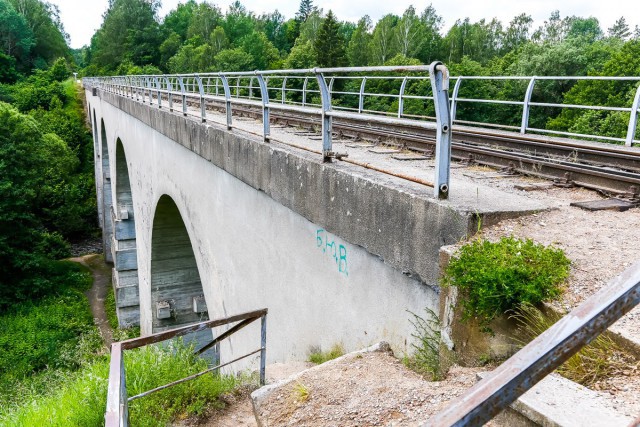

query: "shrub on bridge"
left=442, top=236, right=570, bottom=326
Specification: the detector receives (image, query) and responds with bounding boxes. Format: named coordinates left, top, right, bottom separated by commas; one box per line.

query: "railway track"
left=217, top=102, right=640, bottom=199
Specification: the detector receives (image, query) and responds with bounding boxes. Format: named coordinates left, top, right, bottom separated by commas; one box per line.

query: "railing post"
left=165, top=77, right=173, bottom=112
left=625, top=83, right=640, bottom=146
left=281, top=76, right=287, bottom=104
left=429, top=61, right=452, bottom=200
left=397, top=76, right=407, bottom=118
left=195, top=74, right=206, bottom=122
left=359, top=77, right=367, bottom=114
left=260, top=313, right=267, bottom=386
left=153, top=76, right=162, bottom=109
left=521, top=76, right=536, bottom=134
left=316, top=71, right=333, bottom=161
left=236, top=77, right=240, bottom=98
left=220, top=74, right=232, bottom=130
left=256, top=73, right=271, bottom=141
left=249, top=76, right=255, bottom=99
left=302, top=77, right=309, bottom=107
left=105, top=342, right=128, bottom=427
left=178, top=77, right=187, bottom=116
left=450, top=77, right=463, bottom=122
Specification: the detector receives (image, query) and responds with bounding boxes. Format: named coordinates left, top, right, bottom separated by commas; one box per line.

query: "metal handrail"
left=84, top=63, right=453, bottom=199
left=428, top=263, right=640, bottom=426
left=104, top=308, right=268, bottom=427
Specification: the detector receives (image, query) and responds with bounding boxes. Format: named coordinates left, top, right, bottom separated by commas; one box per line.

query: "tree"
left=285, top=40, right=316, bottom=68
left=608, top=17, right=630, bottom=40
left=502, top=13, right=532, bottom=52
left=347, top=16, right=372, bottom=66
left=187, top=2, right=222, bottom=42
left=223, top=1, right=255, bottom=44
left=370, top=14, right=399, bottom=64
left=241, top=32, right=279, bottom=69
left=295, top=0, right=315, bottom=22
left=395, top=6, right=421, bottom=58
left=415, top=4, right=442, bottom=64
left=0, top=0, right=34, bottom=63
left=298, top=9, right=323, bottom=45
left=314, top=10, right=346, bottom=67
left=214, top=47, right=253, bottom=71
left=162, top=0, right=197, bottom=41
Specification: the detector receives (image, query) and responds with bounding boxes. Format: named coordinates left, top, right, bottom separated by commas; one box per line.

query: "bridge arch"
left=150, top=194, right=209, bottom=332
left=110, top=138, right=141, bottom=326
left=100, top=118, right=113, bottom=263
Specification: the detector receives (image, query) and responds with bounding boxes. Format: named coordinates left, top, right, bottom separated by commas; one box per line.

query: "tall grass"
left=1, top=341, right=244, bottom=426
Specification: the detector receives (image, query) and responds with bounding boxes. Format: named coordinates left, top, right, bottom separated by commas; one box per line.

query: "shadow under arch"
left=150, top=195, right=209, bottom=332
left=111, top=138, right=141, bottom=327
left=100, top=118, right=114, bottom=263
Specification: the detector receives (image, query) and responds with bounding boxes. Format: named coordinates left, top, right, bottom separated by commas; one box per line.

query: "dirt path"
left=70, top=254, right=114, bottom=347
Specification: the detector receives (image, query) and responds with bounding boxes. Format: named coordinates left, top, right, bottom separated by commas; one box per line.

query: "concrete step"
left=478, top=372, right=634, bottom=427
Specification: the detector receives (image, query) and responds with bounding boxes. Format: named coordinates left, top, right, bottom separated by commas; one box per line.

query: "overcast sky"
left=52, top=0, right=638, bottom=49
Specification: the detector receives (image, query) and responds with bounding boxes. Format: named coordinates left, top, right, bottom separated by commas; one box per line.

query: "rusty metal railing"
left=105, top=308, right=267, bottom=427
left=428, top=263, right=640, bottom=426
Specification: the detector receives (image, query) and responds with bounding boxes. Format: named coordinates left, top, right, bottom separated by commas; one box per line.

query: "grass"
left=512, top=304, right=638, bottom=386
left=291, top=381, right=310, bottom=403
left=442, top=236, right=570, bottom=328
left=308, top=344, right=345, bottom=364
left=404, top=308, right=447, bottom=380
left=1, top=341, right=242, bottom=426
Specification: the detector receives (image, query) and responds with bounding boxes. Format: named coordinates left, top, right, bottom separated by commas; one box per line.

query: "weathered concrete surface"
left=87, top=86, right=547, bottom=365
left=478, top=372, right=633, bottom=426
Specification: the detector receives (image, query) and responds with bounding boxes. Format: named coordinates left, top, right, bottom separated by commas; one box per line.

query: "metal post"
left=359, top=77, right=367, bottom=114
left=260, top=314, right=267, bottom=386
left=256, top=73, right=271, bottom=141
left=281, top=76, right=288, bottom=104
left=165, top=77, right=173, bottom=112
left=625, top=83, right=640, bottom=146
left=178, top=77, right=187, bottom=116
left=316, top=71, right=333, bottom=161
left=302, top=77, right=309, bottom=107
left=451, top=77, right=463, bottom=122
left=236, top=77, right=240, bottom=98
left=195, top=74, right=206, bottom=122
left=249, top=76, right=255, bottom=99
left=220, top=74, right=232, bottom=130
left=153, top=76, right=162, bottom=109
left=398, top=77, right=407, bottom=118
left=429, top=61, right=452, bottom=200
left=521, top=77, right=536, bottom=134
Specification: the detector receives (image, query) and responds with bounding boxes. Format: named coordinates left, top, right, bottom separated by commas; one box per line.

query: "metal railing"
left=450, top=75, right=640, bottom=147
left=428, top=263, right=640, bottom=426
left=84, top=62, right=453, bottom=199
left=105, top=308, right=267, bottom=427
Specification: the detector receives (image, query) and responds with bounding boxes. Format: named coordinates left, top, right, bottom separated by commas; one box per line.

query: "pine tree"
left=295, top=0, right=315, bottom=22
left=314, top=10, right=346, bottom=67
left=608, top=17, right=631, bottom=40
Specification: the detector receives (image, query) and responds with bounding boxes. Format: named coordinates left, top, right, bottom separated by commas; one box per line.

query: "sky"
left=52, top=0, right=639, bottom=49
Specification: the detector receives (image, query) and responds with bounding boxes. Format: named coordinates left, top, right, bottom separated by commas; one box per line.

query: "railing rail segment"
left=104, top=308, right=268, bottom=427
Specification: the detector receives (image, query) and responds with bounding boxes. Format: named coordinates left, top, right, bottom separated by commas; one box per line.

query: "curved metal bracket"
left=177, top=76, right=187, bottom=116
left=281, top=76, right=288, bottom=104
left=302, top=77, right=309, bottom=107
left=521, top=77, right=537, bottom=134
left=398, top=76, right=408, bottom=118
left=626, top=83, right=640, bottom=146
left=220, top=74, right=233, bottom=130
left=429, top=61, right=452, bottom=200
left=195, top=74, right=206, bottom=122
left=165, top=77, right=173, bottom=112
left=450, top=77, right=463, bottom=122
left=359, top=77, right=367, bottom=114
left=153, top=76, right=162, bottom=109
left=256, top=73, right=270, bottom=141
left=316, top=71, right=333, bottom=161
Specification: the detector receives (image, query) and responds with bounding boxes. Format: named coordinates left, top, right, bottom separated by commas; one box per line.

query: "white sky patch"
left=52, top=0, right=639, bottom=49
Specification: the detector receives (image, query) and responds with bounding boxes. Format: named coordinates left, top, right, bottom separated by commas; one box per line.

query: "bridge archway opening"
left=110, top=139, right=141, bottom=326
left=100, top=118, right=113, bottom=263
left=150, top=195, right=209, bottom=332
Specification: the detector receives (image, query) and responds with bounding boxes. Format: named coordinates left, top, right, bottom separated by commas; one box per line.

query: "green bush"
left=0, top=264, right=94, bottom=386
left=442, top=237, right=570, bottom=325
left=308, top=344, right=344, bottom=364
